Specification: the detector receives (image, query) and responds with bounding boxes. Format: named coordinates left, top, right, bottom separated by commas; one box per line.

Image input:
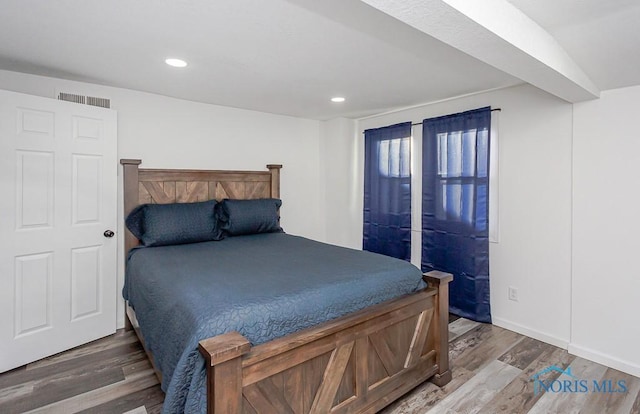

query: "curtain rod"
left=361, top=108, right=502, bottom=133
left=410, top=108, right=501, bottom=127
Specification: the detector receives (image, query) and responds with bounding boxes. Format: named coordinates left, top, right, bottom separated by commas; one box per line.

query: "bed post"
left=266, top=164, right=282, bottom=198
left=423, top=270, right=453, bottom=386
left=120, top=159, right=141, bottom=331
left=199, top=332, right=251, bottom=414
left=120, top=159, right=142, bottom=256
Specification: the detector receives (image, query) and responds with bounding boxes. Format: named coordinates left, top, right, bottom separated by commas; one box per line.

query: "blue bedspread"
left=124, top=233, right=425, bottom=413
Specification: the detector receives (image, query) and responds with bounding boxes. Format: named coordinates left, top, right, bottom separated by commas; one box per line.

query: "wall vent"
left=86, top=96, right=110, bottom=108
left=58, top=92, right=85, bottom=105
left=58, top=92, right=111, bottom=109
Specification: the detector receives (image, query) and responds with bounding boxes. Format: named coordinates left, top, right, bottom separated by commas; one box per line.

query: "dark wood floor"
left=1, top=318, right=639, bottom=413
left=0, top=329, right=163, bottom=414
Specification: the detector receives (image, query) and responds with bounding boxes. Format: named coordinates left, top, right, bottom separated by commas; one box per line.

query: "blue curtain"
left=363, top=122, right=412, bottom=261
left=422, top=107, right=491, bottom=323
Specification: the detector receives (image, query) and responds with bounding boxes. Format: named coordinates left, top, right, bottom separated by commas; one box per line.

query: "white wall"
left=319, top=118, right=360, bottom=247
left=333, top=84, right=574, bottom=347
left=325, top=82, right=640, bottom=377
left=571, top=85, right=640, bottom=377
left=0, top=69, right=323, bottom=329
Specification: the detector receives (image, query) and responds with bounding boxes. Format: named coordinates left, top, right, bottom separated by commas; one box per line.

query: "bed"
left=121, top=159, right=452, bottom=414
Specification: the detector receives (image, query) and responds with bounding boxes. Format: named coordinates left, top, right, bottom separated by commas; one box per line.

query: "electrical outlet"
left=508, top=286, right=519, bottom=302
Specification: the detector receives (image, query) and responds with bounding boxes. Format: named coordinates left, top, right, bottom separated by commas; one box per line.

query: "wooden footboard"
left=199, top=271, right=452, bottom=414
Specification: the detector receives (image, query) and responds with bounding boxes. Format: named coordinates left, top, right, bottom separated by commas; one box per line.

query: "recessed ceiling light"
left=331, top=97, right=346, bottom=103
left=165, top=58, right=188, bottom=68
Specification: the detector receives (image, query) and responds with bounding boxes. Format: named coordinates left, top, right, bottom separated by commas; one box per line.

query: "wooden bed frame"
left=120, top=159, right=452, bottom=414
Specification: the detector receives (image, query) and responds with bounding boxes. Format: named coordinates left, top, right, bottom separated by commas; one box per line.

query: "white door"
left=0, top=89, right=117, bottom=372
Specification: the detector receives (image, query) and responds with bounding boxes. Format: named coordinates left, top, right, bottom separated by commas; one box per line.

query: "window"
left=378, top=137, right=410, bottom=178
left=435, top=127, right=489, bottom=231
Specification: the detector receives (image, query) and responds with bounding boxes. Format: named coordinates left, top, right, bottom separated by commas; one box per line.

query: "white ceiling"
left=0, top=0, right=638, bottom=120
left=506, top=0, right=640, bottom=90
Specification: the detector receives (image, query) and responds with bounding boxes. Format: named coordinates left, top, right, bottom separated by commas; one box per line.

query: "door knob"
left=103, top=230, right=115, bottom=238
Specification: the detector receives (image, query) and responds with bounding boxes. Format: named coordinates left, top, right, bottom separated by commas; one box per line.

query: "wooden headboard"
left=120, top=159, right=282, bottom=255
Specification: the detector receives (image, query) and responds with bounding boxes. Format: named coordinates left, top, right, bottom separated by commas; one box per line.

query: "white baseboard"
left=493, top=317, right=640, bottom=377
left=568, top=343, right=640, bottom=378
left=492, top=317, right=569, bottom=349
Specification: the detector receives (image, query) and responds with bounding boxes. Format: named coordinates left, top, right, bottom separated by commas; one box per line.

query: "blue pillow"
left=125, top=200, right=220, bottom=247
left=217, top=198, right=283, bottom=236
